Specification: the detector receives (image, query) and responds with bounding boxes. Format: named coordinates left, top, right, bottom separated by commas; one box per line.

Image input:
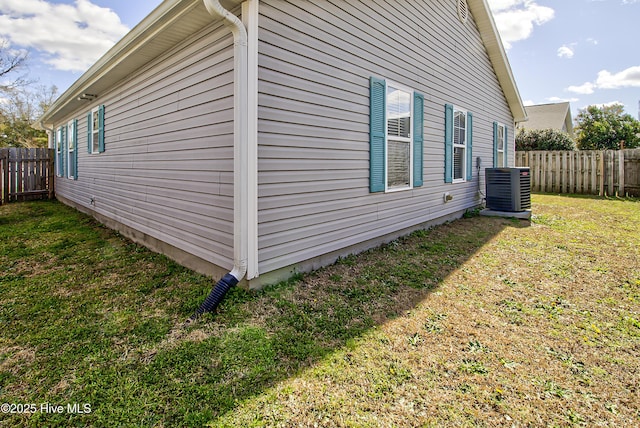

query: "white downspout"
left=203, top=0, right=258, bottom=282
left=40, top=122, right=54, bottom=149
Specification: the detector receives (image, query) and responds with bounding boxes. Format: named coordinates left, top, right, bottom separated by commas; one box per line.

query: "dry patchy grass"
left=1, top=195, right=638, bottom=427
left=213, top=195, right=639, bottom=427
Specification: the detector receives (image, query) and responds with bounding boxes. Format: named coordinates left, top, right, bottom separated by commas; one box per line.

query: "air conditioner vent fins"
left=486, top=167, right=531, bottom=212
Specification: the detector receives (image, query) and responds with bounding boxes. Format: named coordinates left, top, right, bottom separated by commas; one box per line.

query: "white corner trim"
left=243, top=0, right=259, bottom=279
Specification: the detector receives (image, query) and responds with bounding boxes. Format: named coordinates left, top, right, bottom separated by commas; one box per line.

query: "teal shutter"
left=444, top=104, right=453, bottom=183
left=504, top=126, right=508, bottom=167
left=370, top=77, right=386, bottom=193
left=54, top=131, right=58, bottom=176
left=87, top=112, right=92, bottom=153
left=413, top=92, right=424, bottom=187
left=73, top=119, right=79, bottom=180
left=98, top=105, right=105, bottom=153
left=493, top=121, right=499, bottom=167
left=466, top=112, right=473, bottom=181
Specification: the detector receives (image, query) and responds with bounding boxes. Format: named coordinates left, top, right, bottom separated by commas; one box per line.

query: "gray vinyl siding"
left=54, top=21, right=235, bottom=270
left=257, top=0, right=515, bottom=273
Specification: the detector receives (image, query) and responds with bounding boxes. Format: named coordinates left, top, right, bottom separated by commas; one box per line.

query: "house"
left=517, top=102, right=574, bottom=138
left=40, top=0, right=526, bottom=289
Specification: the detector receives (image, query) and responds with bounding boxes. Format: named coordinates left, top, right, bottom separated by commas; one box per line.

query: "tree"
left=575, top=104, right=640, bottom=150
left=0, top=39, right=29, bottom=92
left=0, top=85, right=57, bottom=148
left=516, top=128, right=575, bottom=151
left=1, top=40, right=57, bottom=148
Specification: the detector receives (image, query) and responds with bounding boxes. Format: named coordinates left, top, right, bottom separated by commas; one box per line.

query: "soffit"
left=41, top=0, right=241, bottom=125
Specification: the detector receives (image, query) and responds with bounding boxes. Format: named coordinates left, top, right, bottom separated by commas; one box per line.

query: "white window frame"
left=67, top=120, right=75, bottom=179
left=91, top=107, right=100, bottom=154
left=453, top=106, right=467, bottom=183
left=385, top=80, right=414, bottom=192
left=496, top=122, right=506, bottom=167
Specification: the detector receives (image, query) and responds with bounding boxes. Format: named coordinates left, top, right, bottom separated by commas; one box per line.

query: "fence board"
left=0, top=148, right=55, bottom=203
left=1, top=149, right=8, bottom=205
left=625, top=150, right=640, bottom=195
left=516, top=149, right=640, bottom=196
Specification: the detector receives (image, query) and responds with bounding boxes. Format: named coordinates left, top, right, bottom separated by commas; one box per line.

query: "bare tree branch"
left=0, top=39, right=30, bottom=92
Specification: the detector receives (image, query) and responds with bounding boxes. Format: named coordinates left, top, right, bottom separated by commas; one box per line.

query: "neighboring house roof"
left=41, top=0, right=526, bottom=125
left=520, top=102, right=574, bottom=137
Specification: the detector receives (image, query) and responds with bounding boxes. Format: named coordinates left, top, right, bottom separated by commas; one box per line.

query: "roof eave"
left=468, top=0, right=527, bottom=123
left=40, top=0, right=242, bottom=126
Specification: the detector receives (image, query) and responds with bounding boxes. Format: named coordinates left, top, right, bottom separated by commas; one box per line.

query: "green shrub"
left=516, top=128, right=576, bottom=151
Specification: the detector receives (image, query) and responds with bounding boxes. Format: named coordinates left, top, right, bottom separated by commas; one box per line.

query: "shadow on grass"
left=0, top=201, right=528, bottom=427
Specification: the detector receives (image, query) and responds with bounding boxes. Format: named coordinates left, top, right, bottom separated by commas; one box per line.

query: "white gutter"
left=203, top=0, right=258, bottom=282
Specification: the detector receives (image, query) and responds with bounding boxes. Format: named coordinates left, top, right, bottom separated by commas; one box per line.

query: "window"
left=444, top=104, right=473, bottom=183
left=453, top=109, right=466, bottom=181
left=67, top=121, right=76, bottom=178
left=56, top=127, right=64, bottom=177
left=88, top=105, right=105, bottom=154
left=91, top=109, right=99, bottom=153
left=370, top=77, right=424, bottom=193
left=67, top=119, right=77, bottom=179
left=386, top=84, right=412, bottom=189
left=493, top=122, right=508, bottom=167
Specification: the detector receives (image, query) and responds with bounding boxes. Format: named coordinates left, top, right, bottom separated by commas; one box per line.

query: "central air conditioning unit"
left=485, top=167, right=531, bottom=212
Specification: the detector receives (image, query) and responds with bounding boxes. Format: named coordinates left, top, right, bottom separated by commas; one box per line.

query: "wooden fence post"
left=618, top=150, right=625, bottom=196
left=607, top=151, right=615, bottom=196
left=598, top=152, right=605, bottom=196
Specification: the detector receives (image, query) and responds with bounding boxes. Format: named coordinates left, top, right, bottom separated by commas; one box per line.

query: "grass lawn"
left=1, top=195, right=638, bottom=427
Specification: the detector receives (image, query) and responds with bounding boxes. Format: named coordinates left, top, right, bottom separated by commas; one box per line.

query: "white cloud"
left=487, top=0, right=555, bottom=49
left=547, top=96, right=579, bottom=103
left=595, top=66, right=640, bottom=89
left=0, top=0, right=129, bottom=72
left=567, top=82, right=596, bottom=95
left=557, top=45, right=575, bottom=59
left=567, top=65, right=640, bottom=94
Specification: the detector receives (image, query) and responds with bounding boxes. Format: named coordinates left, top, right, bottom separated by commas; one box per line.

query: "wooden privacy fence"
left=0, top=148, right=55, bottom=205
left=515, top=149, right=640, bottom=196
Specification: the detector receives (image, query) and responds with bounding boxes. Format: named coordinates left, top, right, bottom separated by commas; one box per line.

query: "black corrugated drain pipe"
left=190, top=273, right=239, bottom=320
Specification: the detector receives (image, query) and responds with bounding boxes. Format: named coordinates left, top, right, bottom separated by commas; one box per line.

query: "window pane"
left=387, top=139, right=410, bottom=188
left=454, top=110, right=466, bottom=146
left=93, top=134, right=99, bottom=153
left=454, top=147, right=465, bottom=180
left=387, top=86, right=411, bottom=138
left=68, top=154, right=75, bottom=178
left=498, top=125, right=504, bottom=151
left=68, top=123, right=75, bottom=151
left=498, top=152, right=504, bottom=167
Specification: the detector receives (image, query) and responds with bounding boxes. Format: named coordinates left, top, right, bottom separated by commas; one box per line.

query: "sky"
left=1, top=0, right=639, bottom=119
